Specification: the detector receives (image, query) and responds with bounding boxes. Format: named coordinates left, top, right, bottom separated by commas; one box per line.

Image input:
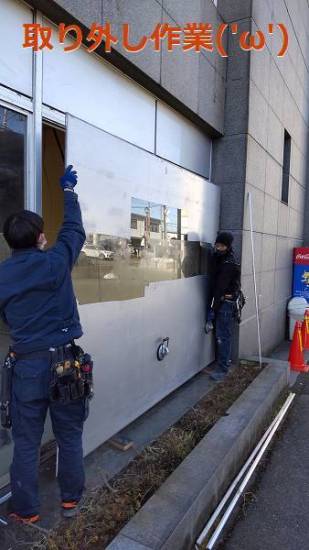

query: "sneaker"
left=203, top=364, right=217, bottom=375
left=9, top=512, right=40, bottom=524
left=61, top=500, right=80, bottom=519
left=210, top=371, right=227, bottom=382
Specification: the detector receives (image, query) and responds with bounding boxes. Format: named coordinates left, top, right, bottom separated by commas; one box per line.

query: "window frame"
left=0, top=97, right=32, bottom=212
left=281, top=129, right=291, bottom=206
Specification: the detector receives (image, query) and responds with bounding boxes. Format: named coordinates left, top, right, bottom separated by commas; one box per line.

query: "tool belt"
left=0, top=351, right=16, bottom=429
left=49, top=342, right=94, bottom=404
left=221, top=291, right=246, bottom=323
left=0, top=343, right=94, bottom=428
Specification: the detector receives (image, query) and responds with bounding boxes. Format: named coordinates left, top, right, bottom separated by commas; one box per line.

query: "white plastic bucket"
left=288, top=297, right=308, bottom=340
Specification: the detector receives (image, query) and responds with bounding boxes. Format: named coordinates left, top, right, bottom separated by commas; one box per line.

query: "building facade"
left=214, top=0, right=309, bottom=357
left=0, top=0, right=308, bottom=486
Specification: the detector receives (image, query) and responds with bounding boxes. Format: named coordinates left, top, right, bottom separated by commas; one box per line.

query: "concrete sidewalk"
left=224, top=354, right=308, bottom=550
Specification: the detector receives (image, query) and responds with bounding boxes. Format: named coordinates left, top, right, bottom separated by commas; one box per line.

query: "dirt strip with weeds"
left=11, top=361, right=265, bottom=550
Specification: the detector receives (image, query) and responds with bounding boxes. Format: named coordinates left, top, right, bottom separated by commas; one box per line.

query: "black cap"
left=215, top=231, right=233, bottom=248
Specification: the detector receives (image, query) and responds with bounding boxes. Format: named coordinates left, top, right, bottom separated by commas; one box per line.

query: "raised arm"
left=49, top=165, right=86, bottom=271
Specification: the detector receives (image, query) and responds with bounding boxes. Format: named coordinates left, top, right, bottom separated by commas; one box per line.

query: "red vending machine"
left=293, top=248, right=309, bottom=300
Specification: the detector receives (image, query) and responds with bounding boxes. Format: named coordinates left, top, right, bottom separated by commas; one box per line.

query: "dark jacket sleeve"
left=48, top=190, right=86, bottom=273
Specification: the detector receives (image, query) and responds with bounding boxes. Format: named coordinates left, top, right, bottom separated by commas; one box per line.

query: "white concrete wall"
left=43, top=21, right=212, bottom=173
left=0, top=0, right=33, bottom=96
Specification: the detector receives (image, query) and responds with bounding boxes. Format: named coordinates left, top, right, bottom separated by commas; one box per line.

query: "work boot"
left=61, top=500, right=81, bottom=519
left=9, top=512, right=40, bottom=524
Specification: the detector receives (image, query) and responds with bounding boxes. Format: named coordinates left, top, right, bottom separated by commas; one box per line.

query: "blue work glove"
left=207, top=308, right=215, bottom=322
left=60, top=165, right=78, bottom=191
left=205, top=308, right=215, bottom=334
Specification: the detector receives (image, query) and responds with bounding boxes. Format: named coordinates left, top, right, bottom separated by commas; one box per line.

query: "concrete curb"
left=107, top=362, right=290, bottom=550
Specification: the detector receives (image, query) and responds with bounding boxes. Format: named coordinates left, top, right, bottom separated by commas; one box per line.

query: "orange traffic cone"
left=301, top=309, right=309, bottom=351
left=289, top=321, right=309, bottom=372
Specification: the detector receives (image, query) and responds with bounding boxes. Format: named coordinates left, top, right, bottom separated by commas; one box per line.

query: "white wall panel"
left=0, top=0, right=33, bottom=96
left=67, top=115, right=219, bottom=242
left=67, top=114, right=219, bottom=455
left=156, top=102, right=211, bottom=178
left=79, top=277, right=214, bottom=457
left=43, top=22, right=156, bottom=152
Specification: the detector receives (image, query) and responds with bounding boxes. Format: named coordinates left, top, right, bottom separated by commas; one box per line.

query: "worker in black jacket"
left=208, top=231, right=240, bottom=381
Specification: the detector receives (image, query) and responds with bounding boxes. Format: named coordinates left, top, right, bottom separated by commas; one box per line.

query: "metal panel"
left=66, top=115, right=219, bottom=456
left=79, top=277, right=214, bottom=456
left=0, top=0, right=33, bottom=96
left=66, top=116, right=219, bottom=242
left=43, top=23, right=156, bottom=152
left=156, top=101, right=212, bottom=178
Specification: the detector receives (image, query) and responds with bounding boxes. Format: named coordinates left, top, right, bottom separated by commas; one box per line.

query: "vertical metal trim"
left=209, top=139, right=213, bottom=183
left=154, top=100, right=158, bottom=156
left=25, top=112, right=34, bottom=210
left=32, top=10, right=43, bottom=214
left=65, top=112, right=69, bottom=166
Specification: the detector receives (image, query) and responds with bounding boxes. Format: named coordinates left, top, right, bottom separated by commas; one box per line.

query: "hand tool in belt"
left=0, top=351, right=16, bottom=429
left=49, top=343, right=94, bottom=404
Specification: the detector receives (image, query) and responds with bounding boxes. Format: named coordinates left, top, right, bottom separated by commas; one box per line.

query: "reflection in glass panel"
left=0, top=107, right=26, bottom=263
left=73, top=197, right=210, bottom=305
left=128, top=198, right=183, bottom=290
left=0, top=106, right=26, bottom=338
left=0, top=106, right=26, bottom=486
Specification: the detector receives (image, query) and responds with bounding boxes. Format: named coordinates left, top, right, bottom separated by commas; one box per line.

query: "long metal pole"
left=195, top=392, right=295, bottom=550
left=247, top=192, right=262, bottom=368
left=195, top=392, right=294, bottom=547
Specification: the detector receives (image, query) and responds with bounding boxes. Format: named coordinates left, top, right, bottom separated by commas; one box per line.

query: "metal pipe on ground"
left=195, top=392, right=296, bottom=550
left=0, top=491, right=11, bottom=506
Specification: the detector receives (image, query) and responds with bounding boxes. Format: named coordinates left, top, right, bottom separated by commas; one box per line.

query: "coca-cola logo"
left=296, top=253, right=309, bottom=261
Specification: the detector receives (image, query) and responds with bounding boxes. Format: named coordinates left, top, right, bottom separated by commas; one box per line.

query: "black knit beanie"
left=215, top=231, right=233, bottom=248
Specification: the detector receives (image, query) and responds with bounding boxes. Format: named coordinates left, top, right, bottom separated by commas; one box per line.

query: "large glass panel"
left=0, top=105, right=26, bottom=275
left=0, top=105, right=26, bottom=487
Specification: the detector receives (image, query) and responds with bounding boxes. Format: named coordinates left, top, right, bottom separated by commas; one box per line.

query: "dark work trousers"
left=215, top=301, right=236, bottom=372
left=10, top=350, right=86, bottom=516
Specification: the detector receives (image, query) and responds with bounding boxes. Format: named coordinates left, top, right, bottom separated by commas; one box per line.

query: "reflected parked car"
left=81, top=244, right=114, bottom=260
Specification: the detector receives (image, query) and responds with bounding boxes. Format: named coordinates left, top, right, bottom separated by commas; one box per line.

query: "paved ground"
left=224, top=367, right=309, bottom=550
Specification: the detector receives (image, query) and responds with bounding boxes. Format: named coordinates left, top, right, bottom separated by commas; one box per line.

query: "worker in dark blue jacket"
left=0, top=165, right=86, bottom=523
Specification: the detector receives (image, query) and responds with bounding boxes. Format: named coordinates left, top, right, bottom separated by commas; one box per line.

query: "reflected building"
left=73, top=197, right=201, bottom=304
